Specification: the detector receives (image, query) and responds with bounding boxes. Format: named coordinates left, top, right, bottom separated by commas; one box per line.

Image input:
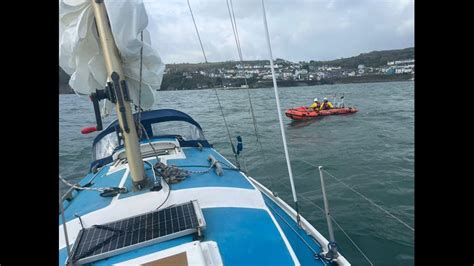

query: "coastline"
left=59, top=74, right=412, bottom=94
left=59, top=84, right=75, bottom=94
left=247, top=73, right=412, bottom=90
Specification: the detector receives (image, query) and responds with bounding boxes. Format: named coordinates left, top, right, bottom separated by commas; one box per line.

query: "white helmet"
left=323, top=97, right=328, bottom=101
left=314, top=98, right=319, bottom=102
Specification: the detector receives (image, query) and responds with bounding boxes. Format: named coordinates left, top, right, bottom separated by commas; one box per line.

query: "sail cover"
left=59, top=0, right=165, bottom=113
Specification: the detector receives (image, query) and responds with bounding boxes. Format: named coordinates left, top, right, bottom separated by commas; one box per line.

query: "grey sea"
left=60, top=81, right=414, bottom=265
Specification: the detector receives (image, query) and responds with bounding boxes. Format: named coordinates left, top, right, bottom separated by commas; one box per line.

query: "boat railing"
left=261, top=159, right=414, bottom=265
left=318, top=166, right=339, bottom=260
left=303, top=160, right=413, bottom=265
left=300, top=160, right=415, bottom=233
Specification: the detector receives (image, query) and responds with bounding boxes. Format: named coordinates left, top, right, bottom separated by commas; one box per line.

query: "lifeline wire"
left=299, top=159, right=414, bottom=232
left=274, top=175, right=374, bottom=266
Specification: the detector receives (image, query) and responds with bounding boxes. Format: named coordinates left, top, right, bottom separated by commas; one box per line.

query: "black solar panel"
left=67, top=200, right=205, bottom=265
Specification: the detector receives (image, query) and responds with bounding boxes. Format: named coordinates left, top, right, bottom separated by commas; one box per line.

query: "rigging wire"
left=137, top=30, right=144, bottom=138
left=187, top=0, right=207, bottom=63
left=225, top=0, right=276, bottom=193
left=186, top=0, right=240, bottom=168
left=303, top=193, right=374, bottom=266
left=299, top=159, right=415, bottom=232
left=213, top=88, right=241, bottom=169
left=323, top=168, right=415, bottom=232
left=274, top=175, right=374, bottom=266
left=329, top=215, right=374, bottom=266
left=225, top=0, right=243, bottom=69
left=297, top=191, right=374, bottom=266
left=261, top=0, right=300, bottom=223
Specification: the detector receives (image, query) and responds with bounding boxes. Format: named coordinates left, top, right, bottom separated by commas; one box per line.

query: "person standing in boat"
left=320, top=97, right=334, bottom=110
left=309, top=98, right=321, bottom=110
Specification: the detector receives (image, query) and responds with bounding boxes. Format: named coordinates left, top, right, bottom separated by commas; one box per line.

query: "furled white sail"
left=59, top=0, right=165, bottom=113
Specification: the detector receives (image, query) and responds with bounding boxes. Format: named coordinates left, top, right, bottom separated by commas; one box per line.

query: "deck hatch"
left=67, top=200, right=206, bottom=265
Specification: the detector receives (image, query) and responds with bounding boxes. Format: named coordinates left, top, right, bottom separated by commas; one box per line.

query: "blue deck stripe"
left=167, top=148, right=254, bottom=190
left=61, top=167, right=123, bottom=223
left=262, top=193, right=329, bottom=266
left=201, top=208, right=294, bottom=265
left=60, top=208, right=295, bottom=265
left=59, top=247, right=68, bottom=266
left=61, top=147, right=253, bottom=224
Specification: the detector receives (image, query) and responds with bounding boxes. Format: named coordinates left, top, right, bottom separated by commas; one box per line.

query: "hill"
left=309, top=47, right=414, bottom=69
left=59, top=47, right=414, bottom=93
left=59, top=67, right=75, bottom=94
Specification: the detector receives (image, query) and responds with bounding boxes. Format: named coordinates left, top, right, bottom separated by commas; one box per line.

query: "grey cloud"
left=143, top=0, right=414, bottom=63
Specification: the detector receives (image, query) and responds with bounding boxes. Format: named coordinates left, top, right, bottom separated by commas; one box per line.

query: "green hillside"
left=59, top=47, right=414, bottom=93
left=309, top=47, right=414, bottom=68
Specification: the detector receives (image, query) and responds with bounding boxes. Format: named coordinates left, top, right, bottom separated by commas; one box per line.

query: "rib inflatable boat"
left=285, top=106, right=358, bottom=121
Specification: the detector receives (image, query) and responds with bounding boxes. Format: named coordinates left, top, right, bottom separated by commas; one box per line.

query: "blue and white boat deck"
left=59, top=110, right=349, bottom=265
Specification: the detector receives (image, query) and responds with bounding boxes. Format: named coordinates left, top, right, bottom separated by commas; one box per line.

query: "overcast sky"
left=143, top=0, right=414, bottom=64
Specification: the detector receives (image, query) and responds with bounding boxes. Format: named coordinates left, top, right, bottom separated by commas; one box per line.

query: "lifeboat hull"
left=285, top=106, right=358, bottom=120
left=284, top=107, right=319, bottom=120
left=318, top=107, right=358, bottom=116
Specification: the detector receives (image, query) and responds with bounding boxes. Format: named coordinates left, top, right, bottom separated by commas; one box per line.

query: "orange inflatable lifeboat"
left=285, top=106, right=358, bottom=120
left=318, top=107, right=358, bottom=116
left=284, top=106, right=319, bottom=120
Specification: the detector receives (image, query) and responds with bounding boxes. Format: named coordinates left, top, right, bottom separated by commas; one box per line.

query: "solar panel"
left=67, top=200, right=206, bottom=265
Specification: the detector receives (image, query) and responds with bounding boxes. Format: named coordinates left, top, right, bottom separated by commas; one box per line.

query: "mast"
left=90, top=0, right=146, bottom=189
